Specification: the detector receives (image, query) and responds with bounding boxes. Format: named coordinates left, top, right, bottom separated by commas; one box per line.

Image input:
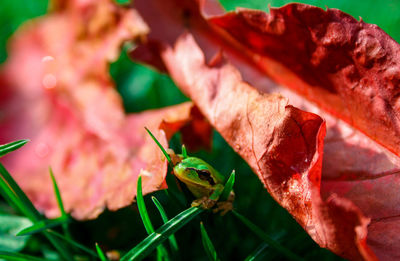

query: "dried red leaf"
left=210, top=4, right=400, bottom=158
left=210, top=5, right=400, bottom=260
left=161, top=33, right=376, bottom=261
left=0, top=0, right=210, bottom=219
left=131, top=0, right=400, bottom=259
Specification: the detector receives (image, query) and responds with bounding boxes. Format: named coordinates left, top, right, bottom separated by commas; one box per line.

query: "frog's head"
left=145, top=127, right=225, bottom=198
left=173, top=157, right=223, bottom=187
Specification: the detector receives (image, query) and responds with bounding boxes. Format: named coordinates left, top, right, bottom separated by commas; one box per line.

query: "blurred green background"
left=1, top=0, right=399, bottom=260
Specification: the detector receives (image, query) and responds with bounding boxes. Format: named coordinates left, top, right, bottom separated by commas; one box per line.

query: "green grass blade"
left=181, top=145, right=187, bottom=158
left=16, top=216, right=69, bottom=236
left=0, top=164, right=73, bottom=260
left=245, top=242, right=270, bottom=261
left=0, top=251, right=48, bottom=261
left=200, top=222, right=219, bottom=261
left=0, top=164, right=41, bottom=220
left=17, top=220, right=74, bottom=260
left=220, top=170, right=235, bottom=201
left=0, top=182, right=20, bottom=211
left=245, top=232, right=287, bottom=261
left=96, top=243, right=109, bottom=261
left=49, top=168, right=66, bottom=217
left=121, top=207, right=204, bottom=261
left=151, top=196, right=179, bottom=254
left=47, top=230, right=97, bottom=257
left=0, top=139, right=29, bottom=158
left=0, top=176, right=30, bottom=219
left=136, top=176, right=170, bottom=261
left=145, top=127, right=172, bottom=165
left=49, top=168, right=70, bottom=239
left=137, top=176, right=155, bottom=234
left=42, top=231, right=74, bottom=261
left=232, top=211, right=303, bottom=261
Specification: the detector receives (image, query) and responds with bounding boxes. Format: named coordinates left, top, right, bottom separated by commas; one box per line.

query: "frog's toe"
left=213, top=201, right=233, bottom=216
left=191, top=197, right=217, bottom=209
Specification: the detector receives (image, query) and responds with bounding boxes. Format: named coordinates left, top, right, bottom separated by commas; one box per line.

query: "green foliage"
left=121, top=207, right=204, bottom=261
left=0, top=251, right=48, bottom=261
left=115, top=0, right=130, bottom=4
left=110, top=49, right=189, bottom=113
left=0, top=163, right=74, bottom=260
left=232, top=211, right=303, bottom=261
left=219, top=170, right=235, bottom=201
left=136, top=176, right=169, bottom=260
left=0, top=0, right=47, bottom=63
left=245, top=242, right=271, bottom=261
left=0, top=215, right=31, bottom=252
left=200, top=222, right=220, bottom=261
left=47, top=230, right=97, bottom=257
left=16, top=217, right=69, bottom=236
left=151, top=196, right=179, bottom=255
left=0, top=164, right=73, bottom=260
left=0, top=164, right=41, bottom=221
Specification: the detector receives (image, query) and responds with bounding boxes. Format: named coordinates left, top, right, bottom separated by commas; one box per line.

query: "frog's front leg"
left=191, top=184, right=224, bottom=209
left=214, top=191, right=235, bottom=216
left=191, top=184, right=234, bottom=215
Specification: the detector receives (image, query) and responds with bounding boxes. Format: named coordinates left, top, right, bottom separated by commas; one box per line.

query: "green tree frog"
left=145, top=128, right=234, bottom=215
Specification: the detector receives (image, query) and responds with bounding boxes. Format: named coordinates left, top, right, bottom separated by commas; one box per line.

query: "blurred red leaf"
left=0, top=0, right=210, bottom=219
left=131, top=0, right=400, bottom=260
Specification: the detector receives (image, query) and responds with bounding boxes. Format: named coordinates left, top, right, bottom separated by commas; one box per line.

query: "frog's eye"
left=187, top=168, right=215, bottom=185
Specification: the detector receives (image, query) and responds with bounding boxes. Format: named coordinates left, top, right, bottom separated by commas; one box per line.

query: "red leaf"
left=210, top=4, right=400, bottom=158
left=161, top=32, right=374, bottom=261
left=131, top=0, right=400, bottom=259
left=0, top=0, right=210, bottom=219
